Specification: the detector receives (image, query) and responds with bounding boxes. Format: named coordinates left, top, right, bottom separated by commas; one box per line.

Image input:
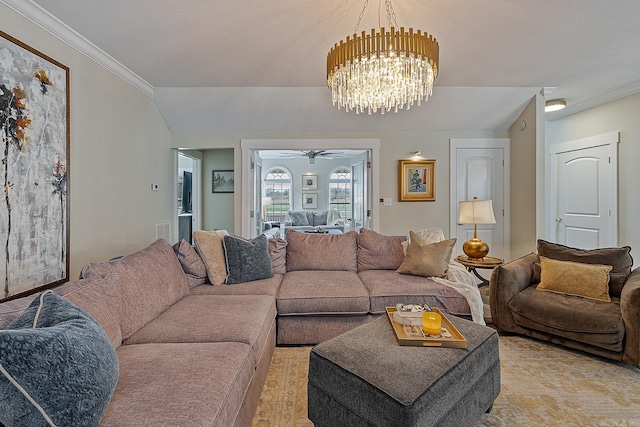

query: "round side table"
left=455, top=255, right=503, bottom=287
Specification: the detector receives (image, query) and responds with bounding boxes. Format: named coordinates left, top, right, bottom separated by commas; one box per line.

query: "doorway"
left=548, top=131, right=619, bottom=248
left=450, top=138, right=510, bottom=265
left=176, top=152, right=201, bottom=243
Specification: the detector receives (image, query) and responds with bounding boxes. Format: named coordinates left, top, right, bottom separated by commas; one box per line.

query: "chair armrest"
left=621, top=267, right=640, bottom=368
left=489, top=252, right=538, bottom=333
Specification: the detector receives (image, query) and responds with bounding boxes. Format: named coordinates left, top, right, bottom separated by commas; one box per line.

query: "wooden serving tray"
left=386, top=307, right=468, bottom=348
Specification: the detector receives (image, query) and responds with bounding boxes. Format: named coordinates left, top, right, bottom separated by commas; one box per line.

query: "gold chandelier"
left=326, top=0, right=439, bottom=114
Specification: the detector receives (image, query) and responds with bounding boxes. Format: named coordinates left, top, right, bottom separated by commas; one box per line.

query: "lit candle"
left=422, top=311, right=442, bottom=336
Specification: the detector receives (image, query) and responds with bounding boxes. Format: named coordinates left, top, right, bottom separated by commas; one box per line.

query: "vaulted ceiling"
left=13, top=0, right=640, bottom=131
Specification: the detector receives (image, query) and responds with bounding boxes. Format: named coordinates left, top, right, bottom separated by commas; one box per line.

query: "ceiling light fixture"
left=326, top=0, right=439, bottom=114
left=545, top=99, right=567, bottom=112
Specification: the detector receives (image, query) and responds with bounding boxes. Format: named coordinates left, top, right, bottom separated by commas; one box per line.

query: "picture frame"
left=302, top=174, right=318, bottom=191
left=0, top=31, right=70, bottom=301
left=302, top=193, right=318, bottom=209
left=399, top=159, right=436, bottom=201
left=212, top=170, right=234, bottom=193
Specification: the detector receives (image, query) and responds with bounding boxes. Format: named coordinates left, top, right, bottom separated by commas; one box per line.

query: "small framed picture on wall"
left=302, top=193, right=318, bottom=209
left=302, top=174, right=318, bottom=191
left=399, top=159, right=435, bottom=201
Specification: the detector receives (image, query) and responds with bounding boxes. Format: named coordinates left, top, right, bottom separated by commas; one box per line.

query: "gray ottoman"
left=308, top=315, right=500, bottom=427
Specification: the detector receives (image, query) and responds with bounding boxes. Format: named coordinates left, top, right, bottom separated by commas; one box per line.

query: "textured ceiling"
left=19, top=0, right=640, bottom=130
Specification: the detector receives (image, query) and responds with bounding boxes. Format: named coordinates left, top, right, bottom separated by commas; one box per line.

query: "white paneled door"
left=450, top=139, right=509, bottom=264
left=549, top=132, right=619, bottom=248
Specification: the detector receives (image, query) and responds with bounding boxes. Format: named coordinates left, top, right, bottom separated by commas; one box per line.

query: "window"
left=263, top=167, right=291, bottom=222
left=329, top=167, right=351, bottom=223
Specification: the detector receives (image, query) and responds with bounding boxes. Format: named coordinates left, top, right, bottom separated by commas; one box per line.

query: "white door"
left=549, top=132, right=619, bottom=248
left=450, top=139, right=509, bottom=263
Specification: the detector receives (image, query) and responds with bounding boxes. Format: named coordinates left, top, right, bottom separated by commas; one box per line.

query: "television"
left=182, top=171, right=192, bottom=213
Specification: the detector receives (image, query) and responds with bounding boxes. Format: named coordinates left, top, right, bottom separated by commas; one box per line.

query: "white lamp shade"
left=458, top=199, right=496, bottom=225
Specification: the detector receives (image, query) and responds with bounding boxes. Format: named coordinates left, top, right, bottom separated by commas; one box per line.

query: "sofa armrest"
left=621, top=267, right=640, bottom=368
left=489, top=252, right=538, bottom=333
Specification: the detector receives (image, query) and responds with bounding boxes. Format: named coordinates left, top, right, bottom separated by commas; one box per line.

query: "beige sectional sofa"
left=0, top=228, right=473, bottom=425
left=0, top=239, right=276, bottom=427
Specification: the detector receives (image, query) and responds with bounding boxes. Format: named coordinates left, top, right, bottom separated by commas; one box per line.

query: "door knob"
left=555, top=217, right=563, bottom=223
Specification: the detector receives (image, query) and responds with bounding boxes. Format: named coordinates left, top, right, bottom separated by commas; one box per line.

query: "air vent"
left=155, top=221, right=171, bottom=241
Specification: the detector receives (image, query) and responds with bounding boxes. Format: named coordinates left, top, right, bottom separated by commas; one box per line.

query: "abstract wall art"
left=0, top=31, right=70, bottom=300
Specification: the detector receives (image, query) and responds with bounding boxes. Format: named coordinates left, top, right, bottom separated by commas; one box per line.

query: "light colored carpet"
left=251, top=336, right=640, bottom=426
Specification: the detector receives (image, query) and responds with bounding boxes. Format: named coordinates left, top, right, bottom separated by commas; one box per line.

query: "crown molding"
left=1, top=0, right=154, bottom=98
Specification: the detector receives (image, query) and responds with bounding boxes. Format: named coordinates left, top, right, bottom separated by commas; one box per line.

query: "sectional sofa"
left=0, top=228, right=476, bottom=426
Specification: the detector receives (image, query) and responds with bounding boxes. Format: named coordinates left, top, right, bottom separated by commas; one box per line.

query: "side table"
left=455, top=255, right=503, bottom=287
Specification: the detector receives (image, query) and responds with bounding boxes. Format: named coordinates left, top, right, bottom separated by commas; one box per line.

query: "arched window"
left=328, top=167, right=351, bottom=223
left=263, top=167, right=292, bottom=222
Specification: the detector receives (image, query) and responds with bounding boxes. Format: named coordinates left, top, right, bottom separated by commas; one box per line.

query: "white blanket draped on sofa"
left=404, top=228, right=486, bottom=325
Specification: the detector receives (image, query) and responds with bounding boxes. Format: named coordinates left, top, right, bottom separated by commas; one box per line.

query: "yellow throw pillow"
left=396, top=232, right=456, bottom=278
left=193, top=229, right=229, bottom=285
left=536, top=256, right=612, bottom=302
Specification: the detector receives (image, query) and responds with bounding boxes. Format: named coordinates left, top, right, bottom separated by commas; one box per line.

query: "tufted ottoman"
left=308, top=314, right=500, bottom=427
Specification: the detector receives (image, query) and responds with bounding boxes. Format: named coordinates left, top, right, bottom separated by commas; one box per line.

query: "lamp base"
left=463, top=238, right=490, bottom=261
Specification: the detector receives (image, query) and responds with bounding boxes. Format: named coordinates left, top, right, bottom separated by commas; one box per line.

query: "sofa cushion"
left=190, top=274, right=283, bottom=297
left=268, top=237, right=288, bottom=275
left=286, top=230, right=358, bottom=272
left=288, top=211, right=310, bottom=226
left=357, top=228, right=406, bottom=272
left=125, top=294, right=276, bottom=368
left=193, top=229, right=230, bottom=285
left=80, top=238, right=189, bottom=340
left=277, top=271, right=370, bottom=315
left=358, top=270, right=472, bottom=316
left=0, top=292, right=119, bottom=427
left=223, top=234, right=274, bottom=284
left=510, top=285, right=624, bottom=352
left=101, top=342, right=254, bottom=427
left=396, top=232, right=456, bottom=278
left=537, top=256, right=612, bottom=302
left=173, top=239, right=208, bottom=285
left=0, top=275, right=123, bottom=348
left=537, top=239, right=633, bottom=297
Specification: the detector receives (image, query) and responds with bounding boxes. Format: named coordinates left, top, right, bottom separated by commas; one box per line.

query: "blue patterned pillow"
left=0, top=291, right=119, bottom=427
left=223, top=234, right=274, bottom=284
left=287, top=211, right=309, bottom=226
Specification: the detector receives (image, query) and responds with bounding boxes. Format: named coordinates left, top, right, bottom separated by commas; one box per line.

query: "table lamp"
left=458, top=197, right=496, bottom=261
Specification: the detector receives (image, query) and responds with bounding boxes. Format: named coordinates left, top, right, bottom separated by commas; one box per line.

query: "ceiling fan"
left=278, top=150, right=345, bottom=164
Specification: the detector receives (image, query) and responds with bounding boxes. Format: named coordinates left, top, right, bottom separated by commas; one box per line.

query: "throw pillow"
left=285, top=230, right=358, bottom=272
left=173, top=239, right=207, bottom=281
left=287, top=211, right=309, bottom=226
left=0, top=291, right=119, bottom=427
left=268, top=237, right=288, bottom=275
left=193, top=229, right=230, bottom=285
left=396, top=232, right=456, bottom=278
left=536, top=256, right=613, bottom=302
left=537, top=239, right=632, bottom=297
left=312, top=210, right=329, bottom=227
left=223, top=234, right=274, bottom=284
left=400, top=227, right=446, bottom=255
left=357, top=228, right=406, bottom=272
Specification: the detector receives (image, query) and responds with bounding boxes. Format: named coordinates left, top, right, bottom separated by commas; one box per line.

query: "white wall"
left=0, top=4, right=173, bottom=279
left=546, top=92, right=640, bottom=255
left=172, top=130, right=509, bottom=237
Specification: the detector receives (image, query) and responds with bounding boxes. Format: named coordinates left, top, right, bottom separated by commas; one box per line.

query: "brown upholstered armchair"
left=490, top=240, right=640, bottom=368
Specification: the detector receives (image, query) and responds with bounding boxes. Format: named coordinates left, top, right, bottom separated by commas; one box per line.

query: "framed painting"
left=0, top=31, right=70, bottom=301
left=302, top=174, right=318, bottom=191
left=399, top=159, right=435, bottom=201
left=212, top=170, right=234, bottom=193
left=302, top=193, right=318, bottom=209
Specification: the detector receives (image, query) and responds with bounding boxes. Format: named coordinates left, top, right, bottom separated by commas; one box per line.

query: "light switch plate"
left=383, top=197, right=392, bottom=206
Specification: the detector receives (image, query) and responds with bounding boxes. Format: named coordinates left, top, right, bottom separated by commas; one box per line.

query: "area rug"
left=251, top=336, right=640, bottom=426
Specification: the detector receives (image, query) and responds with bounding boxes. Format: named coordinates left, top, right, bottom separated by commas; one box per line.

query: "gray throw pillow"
left=0, top=291, right=119, bottom=427
left=313, top=210, right=328, bottom=226
left=287, top=211, right=309, bottom=226
left=223, top=234, right=274, bottom=284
